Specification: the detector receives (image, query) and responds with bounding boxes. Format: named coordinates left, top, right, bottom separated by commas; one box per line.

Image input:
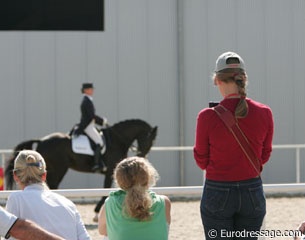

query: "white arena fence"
left=0, top=184, right=305, bottom=200
left=0, top=144, right=305, bottom=199
left=151, top=144, right=305, bottom=184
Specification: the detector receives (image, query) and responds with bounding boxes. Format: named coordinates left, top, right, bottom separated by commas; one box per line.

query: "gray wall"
left=0, top=0, right=305, bottom=189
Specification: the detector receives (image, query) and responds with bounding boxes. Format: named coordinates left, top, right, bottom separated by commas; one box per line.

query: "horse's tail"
left=5, top=139, right=40, bottom=189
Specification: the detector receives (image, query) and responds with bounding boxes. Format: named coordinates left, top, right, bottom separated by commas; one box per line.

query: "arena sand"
left=77, top=196, right=305, bottom=240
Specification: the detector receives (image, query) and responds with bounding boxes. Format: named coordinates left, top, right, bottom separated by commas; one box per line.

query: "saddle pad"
left=72, top=135, right=94, bottom=156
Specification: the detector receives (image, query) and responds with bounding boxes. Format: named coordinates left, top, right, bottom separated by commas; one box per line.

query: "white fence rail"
left=151, top=144, right=305, bottom=183
left=0, top=144, right=305, bottom=195
left=0, top=183, right=305, bottom=199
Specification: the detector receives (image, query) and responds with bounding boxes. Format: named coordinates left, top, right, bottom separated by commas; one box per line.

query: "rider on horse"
left=75, top=83, right=107, bottom=172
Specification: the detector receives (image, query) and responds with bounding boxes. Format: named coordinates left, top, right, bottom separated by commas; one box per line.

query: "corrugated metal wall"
left=182, top=0, right=305, bottom=185
left=0, top=0, right=304, bottom=189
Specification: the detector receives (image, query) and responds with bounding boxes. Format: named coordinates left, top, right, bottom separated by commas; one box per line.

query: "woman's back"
left=6, top=184, right=90, bottom=240
left=194, top=97, right=273, bottom=181
left=105, top=190, right=168, bottom=240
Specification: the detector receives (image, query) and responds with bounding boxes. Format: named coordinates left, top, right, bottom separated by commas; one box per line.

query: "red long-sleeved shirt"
left=193, top=98, right=274, bottom=181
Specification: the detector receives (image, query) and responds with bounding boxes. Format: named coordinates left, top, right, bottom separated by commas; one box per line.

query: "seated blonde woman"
left=6, top=150, right=90, bottom=240
left=98, top=157, right=171, bottom=240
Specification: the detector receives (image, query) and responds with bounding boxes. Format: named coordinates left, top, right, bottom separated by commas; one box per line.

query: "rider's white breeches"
left=84, top=120, right=104, bottom=146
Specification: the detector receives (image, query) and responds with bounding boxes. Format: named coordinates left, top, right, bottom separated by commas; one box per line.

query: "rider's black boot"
left=92, top=144, right=107, bottom=172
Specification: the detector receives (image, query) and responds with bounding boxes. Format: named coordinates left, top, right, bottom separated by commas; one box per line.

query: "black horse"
left=5, top=119, right=157, bottom=217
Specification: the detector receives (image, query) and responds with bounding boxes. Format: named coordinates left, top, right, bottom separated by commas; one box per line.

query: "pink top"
left=194, top=98, right=274, bottom=181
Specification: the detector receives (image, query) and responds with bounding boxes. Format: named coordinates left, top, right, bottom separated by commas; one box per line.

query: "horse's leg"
left=93, top=173, right=113, bottom=222
left=94, top=196, right=107, bottom=213
left=46, top=167, right=69, bottom=189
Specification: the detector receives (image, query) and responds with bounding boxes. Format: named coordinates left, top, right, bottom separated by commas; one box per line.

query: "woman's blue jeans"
left=200, top=177, right=266, bottom=240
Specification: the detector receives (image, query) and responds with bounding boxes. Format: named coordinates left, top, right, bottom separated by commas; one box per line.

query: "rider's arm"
left=95, top=116, right=107, bottom=127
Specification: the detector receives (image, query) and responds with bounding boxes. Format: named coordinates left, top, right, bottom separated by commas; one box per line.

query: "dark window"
left=0, top=0, right=104, bottom=31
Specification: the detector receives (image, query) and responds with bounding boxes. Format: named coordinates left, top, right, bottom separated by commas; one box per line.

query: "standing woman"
left=6, top=150, right=91, bottom=240
left=193, top=52, right=274, bottom=239
left=98, top=157, right=171, bottom=240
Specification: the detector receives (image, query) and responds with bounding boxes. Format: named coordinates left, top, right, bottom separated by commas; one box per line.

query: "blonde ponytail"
left=124, top=186, right=152, bottom=221
left=114, top=157, right=159, bottom=221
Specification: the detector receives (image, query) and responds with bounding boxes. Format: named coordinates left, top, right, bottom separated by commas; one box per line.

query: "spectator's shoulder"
left=247, top=98, right=273, bottom=114
left=197, top=107, right=218, bottom=120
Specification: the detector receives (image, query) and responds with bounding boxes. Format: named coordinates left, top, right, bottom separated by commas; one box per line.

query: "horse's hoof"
left=93, top=214, right=98, bottom=222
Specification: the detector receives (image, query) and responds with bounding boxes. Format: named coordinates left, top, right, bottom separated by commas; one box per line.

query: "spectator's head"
left=213, top=51, right=249, bottom=118
left=114, top=157, right=159, bottom=190
left=13, top=150, right=47, bottom=188
left=114, top=157, right=160, bottom=221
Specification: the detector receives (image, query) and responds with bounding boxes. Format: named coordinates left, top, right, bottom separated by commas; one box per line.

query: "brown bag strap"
left=214, top=105, right=261, bottom=175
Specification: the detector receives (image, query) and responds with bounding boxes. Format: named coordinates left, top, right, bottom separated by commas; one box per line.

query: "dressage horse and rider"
left=5, top=83, right=158, bottom=220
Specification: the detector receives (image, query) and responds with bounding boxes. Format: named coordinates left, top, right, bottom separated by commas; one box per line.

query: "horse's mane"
left=111, top=119, right=151, bottom=131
